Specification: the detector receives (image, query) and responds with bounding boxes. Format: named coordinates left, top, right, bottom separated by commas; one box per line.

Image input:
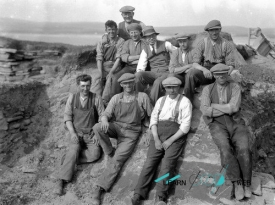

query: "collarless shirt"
left=149, top=94, right=192, bottom=133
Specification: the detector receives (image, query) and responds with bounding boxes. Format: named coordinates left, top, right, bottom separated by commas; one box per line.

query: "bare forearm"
left=211, top=103, right=232, bottom=114
left=109, top=58, right=121, bottom=74
left=97, top=60, right=103, bottom=72
left=128, top=55, right=140, bottom=62
left=151, top=125, right=160, bottom=141
left=173, top=64, right=192, bottom=74
left=193, top=63, right=207, bottom=71
left=166, top=129, right=185, bottom=144
left=65, top=121, right=76, bottom=134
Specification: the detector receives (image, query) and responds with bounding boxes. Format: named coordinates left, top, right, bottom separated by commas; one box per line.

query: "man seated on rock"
left=91, top=73, right=153, bottom=205
left=91, top=20, right=124, bottom=100
left=135, top=26, right=179, bottom=105
left=102, top=23, right=148, bottom=104
left=201, top=64, right=252, bottom=201
left=128, top=77, right=192, bottom=205
left=53, top=74, right=105, bottom=196
left=186, top=20, right=235, bottom=102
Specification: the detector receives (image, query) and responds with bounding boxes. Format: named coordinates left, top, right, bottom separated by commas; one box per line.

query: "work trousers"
left=93, top=122, right=141, bottom=191
left=102, top=65, right=136, bottom=103
left=184, top=68, right=215, bottom=102
left=56, top=132, right=101, bottom=181
left=209, top=116, right=252, bottom=183
left=134, top=121, right=185, bottom=199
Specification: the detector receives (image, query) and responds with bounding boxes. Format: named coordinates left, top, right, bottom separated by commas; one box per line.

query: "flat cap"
left=118, top=73, right=135, bottom=83
left=119, top=6, right=135, bottom=12
left=162, top=77, right=182, bottom=87
left=143, top=26, right=159, bottom=37
left=204, top=20, right=222, bottom=31
left=210, top=63, right=229, bottom=74
left=127, top=23, right=142, bottom=32
left=175, top=33, right=191, bottom=40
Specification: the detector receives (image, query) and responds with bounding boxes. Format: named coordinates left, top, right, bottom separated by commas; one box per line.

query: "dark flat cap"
left=204, top=20, right=222, bottom=31
left=162, top=77, right=182, bottom=87
left=210, top=63, right=229, bottom=74
left=143, top=26, right=159, bottom=37
left=127, top=23, right=142, bottom=32
left=118, top=73, right=135, bottom=83
left=119, top=6, right=135, bottom=12
left=175, top=33, right=191, bottom=40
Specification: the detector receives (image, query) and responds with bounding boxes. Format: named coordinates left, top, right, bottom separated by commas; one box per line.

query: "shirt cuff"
left=149, top=122, right=157, bottom=130
left=121, top=54, right=129, bottom=63
left=179, top=124, right=190, bottom=133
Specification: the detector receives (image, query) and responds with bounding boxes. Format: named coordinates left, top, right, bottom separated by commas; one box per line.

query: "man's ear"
left=132, top=12, right=135, bottom=17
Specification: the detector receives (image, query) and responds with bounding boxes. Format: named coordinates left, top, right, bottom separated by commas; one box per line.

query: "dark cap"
left=118, top=73, right=135, bottom=83
left=162, top=77, right=182, bottom=87
left=119, top=6, right=135, bottom=12
left=142, top=26, right=160, bottom=37
left=204, top=20, right=222, bottom=31
left=210, top=63, right=229, bottom=74
left=175, top=33, right=191, bottom=40
left=127, top=23, right=142, bottom=32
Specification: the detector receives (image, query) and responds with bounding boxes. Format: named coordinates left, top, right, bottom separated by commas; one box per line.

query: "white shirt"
left=149, top=94, right=192, bottom=133
left=136, top=41, right=176, bottom=72
left=181, top=50, right=186, bottom=63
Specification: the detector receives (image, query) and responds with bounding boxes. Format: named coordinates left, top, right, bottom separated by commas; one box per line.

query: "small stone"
left=262, top=188, right=275, bottom=205
left=7, top=116, right=23, bottom=123
left=251, top=195, right=265, bottom=205
left=0, top=118, right=8, bottom=130
left=219, top=197, right=236, bottom=205
left=8, top=123, right=21, bottom=130
left=23, top=119, right=31, bottom=126
left=252, top=176, right=262, bottom=196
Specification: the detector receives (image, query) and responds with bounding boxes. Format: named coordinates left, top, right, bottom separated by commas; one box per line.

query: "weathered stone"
left=23, top=119, right=31, bottom=126
left=0, top=118, right=8, bottom=130
left=251, top=195, right=265, bottom=205
left=219, top=198, right=236, bottom=205
left=251, top=176, right=262, bottom=196
left=7, top=116, right=23, bottom=123
left=0, top=130, right=8, bottom=139
left=262, top=188, right=275, bottom=205
left=8, top=122, right=21, bottom=130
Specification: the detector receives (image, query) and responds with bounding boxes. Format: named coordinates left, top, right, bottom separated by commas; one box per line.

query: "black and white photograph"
left=0, top=0, right=275, bottom=204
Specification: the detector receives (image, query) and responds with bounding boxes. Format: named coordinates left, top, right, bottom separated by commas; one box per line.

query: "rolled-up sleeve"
left=229, top=83, right=241, bottom=113
left=64, top=93, right=74, bottom=123
left=94, top=95, right=105, bottom=119
left=149, top=98, right=161, bottom=129
left=178, top=98, right=192, bottom=133
left=165, top=41, right=177, bottom=53
left=140, top=93, right=153, bottom=117
left=169, top=49, right=179, bottom=73
left=101, top=94, right=119, bottom=120
left=225, top=42, right=235, bottom=67
left=115, top=38, right=125, bottom=59
left=193, top=40, right=204, bottom=64
left=136, top=50, right=148, bottom=72
left=120, top=41, right=130, bottom=63
left=200, top=86, right=213, bottom=117
left=96, top=41, right=104, bottom=61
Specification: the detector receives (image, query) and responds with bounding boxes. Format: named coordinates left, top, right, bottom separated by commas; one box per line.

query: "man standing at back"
left=118, top=6, right=146, bottom=41
left=185, top=20, right=235, bottom=102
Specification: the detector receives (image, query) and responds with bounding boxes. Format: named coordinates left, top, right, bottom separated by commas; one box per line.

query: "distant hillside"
left=1, top=18, right=275, bottom=38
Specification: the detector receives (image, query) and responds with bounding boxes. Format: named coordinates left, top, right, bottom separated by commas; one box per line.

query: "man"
left=186, top=20, right=235, bottom=102
left=118, top=6, right=146, bottom=40
left=201, top=64, right=252, bottom=201
left=128, top=76, right=192, bottom=205
left=91, top=20, right=124, bottom=100
left=102, top=23, right=148, bottom=103
left=135, top=26, right=179, bottom=105
left=53, top=74, right=105, bottom=196
left=101, top=6, right=145, bottom=43
left=169, top=33, right=194, bottom=76
left=91, top=73, right=153, bottom=205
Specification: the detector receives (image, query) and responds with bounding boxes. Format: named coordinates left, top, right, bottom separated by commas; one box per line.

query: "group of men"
left=52, top=5, right=252, bottom=205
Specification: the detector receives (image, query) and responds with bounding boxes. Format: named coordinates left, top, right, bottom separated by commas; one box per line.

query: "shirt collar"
left=209, top=36, right=222, bottom=46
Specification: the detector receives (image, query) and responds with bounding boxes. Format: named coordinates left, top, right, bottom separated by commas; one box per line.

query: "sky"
left=0, top=0, right=275, bottom=28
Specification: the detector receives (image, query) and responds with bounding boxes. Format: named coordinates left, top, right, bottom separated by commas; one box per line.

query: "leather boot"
left=244, top=186, right=252, bottom=198
left=91, top=185, right=103, bottom=205
left=234, top=181, right=244, bottom=200
left=53, top=179, right=63, bottom=196
left=154, top=195, right=167, bottom=205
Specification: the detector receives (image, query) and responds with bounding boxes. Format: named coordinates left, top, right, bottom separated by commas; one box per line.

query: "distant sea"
left=1, top=33, right=274, bottom=46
